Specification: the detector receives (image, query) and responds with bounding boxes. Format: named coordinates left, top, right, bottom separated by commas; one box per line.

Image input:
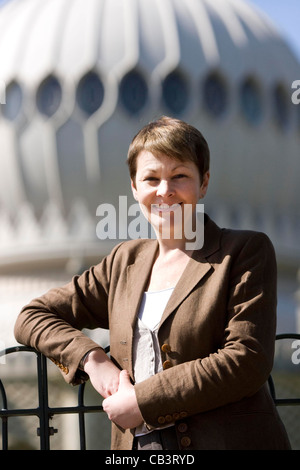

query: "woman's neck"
left=156, top=234, right=194, bottom=258
left=146, top=240, right=193, bottom=292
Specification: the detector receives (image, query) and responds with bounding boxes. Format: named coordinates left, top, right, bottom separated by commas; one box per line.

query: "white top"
left=137, top=287, right=174, bottom=330
left=133, top=287, right=174, bottom=436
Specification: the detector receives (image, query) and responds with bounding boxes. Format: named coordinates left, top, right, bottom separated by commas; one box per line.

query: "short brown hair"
left=127, top=116, right=210, bottom=185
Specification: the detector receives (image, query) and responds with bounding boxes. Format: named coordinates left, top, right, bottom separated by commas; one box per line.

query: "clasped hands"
left=83, top=348, right=143, bottom=429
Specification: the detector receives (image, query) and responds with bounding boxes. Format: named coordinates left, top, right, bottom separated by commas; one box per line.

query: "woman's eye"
left=173, top=174, right=186, bottom=179
left=145, top=176, right=159, bottom=182
left=143, top=174, right=187, bottom=182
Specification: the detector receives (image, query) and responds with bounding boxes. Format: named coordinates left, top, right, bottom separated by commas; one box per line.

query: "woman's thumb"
left=118, top=369, right=130, bottom=388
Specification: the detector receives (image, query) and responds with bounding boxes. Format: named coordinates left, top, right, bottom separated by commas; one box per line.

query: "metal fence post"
left=0, top=378, right=8, bottom=450
left=36, top=352, right=51, bottom=450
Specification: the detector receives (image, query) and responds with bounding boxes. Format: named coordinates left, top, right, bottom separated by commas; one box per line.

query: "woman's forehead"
left=136, top=150, right=192, bottom=171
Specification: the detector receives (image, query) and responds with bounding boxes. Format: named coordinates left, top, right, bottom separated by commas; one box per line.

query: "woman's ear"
left=131, top=179, right=138, bottom=201
left=200, top=171, right=210, bottom=198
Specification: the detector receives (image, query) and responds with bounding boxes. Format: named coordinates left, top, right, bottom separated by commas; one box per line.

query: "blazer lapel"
left=126, top=239, right=159, bottom=328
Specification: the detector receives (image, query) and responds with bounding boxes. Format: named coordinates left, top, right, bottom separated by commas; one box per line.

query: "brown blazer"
left=14, top=215, right=291, bottom=450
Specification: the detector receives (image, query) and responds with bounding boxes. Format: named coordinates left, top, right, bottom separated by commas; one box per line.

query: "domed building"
left=0, top=0, right=300, bottom=449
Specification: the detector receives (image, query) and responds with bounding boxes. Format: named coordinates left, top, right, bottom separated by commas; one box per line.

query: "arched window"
left=2, top=80, right=23, bottom=121
left=239, top=77, right=263, bottom=125
left=203, top=72, right=228, bottom=118
left=119, top=70, right=148, bottom=115
left=76, top=71, right=104, bottom=116
left=162, top=70, right=189, bottom=115
left=36, top=75, right=62, bottom=117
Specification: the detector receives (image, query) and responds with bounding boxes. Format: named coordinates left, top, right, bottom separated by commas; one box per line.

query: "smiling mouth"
left=151, top=203, right=182, bottom=213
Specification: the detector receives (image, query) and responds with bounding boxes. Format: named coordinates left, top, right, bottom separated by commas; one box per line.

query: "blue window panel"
left=2, top=81, right=23, bottom=121
left=37, top=75, right=62, bottom=117
left=162, top=71, right=189, bottom=115
left=76, top=71, right=104, bottom=116
left=203, top=73, right=228, bottom=118
left=119, top=70, right=148, bottom=115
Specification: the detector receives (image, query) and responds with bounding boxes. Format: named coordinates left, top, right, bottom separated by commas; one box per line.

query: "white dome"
left=0, top=0, right=299, bottom=267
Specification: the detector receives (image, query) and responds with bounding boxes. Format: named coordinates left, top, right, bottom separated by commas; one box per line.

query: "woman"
left=14, top=116, right=290, bottom=450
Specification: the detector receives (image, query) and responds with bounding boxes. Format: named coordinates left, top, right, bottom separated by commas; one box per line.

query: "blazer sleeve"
left=14, top=242, right=123, bottom=385
left=134, top=232, right=278, bottom=427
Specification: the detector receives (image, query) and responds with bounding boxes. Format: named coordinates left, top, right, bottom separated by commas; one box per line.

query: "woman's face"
left=131, top=150, right=209, bottom=240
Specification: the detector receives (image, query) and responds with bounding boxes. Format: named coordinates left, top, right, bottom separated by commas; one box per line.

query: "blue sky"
left=249, top=0, right=300, bottom=61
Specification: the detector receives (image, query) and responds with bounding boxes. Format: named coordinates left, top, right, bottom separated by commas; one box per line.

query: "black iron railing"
left=1, top=334, right=300, bottom=450
left=0, top=345, right=109, bottom=450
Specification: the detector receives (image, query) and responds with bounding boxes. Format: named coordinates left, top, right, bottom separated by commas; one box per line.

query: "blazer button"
left=180, top=436, right=191, bottom=448
left=165, top=414, right=173, bottom=423
left=162, top=360, right=172, bottom=369
left=177, top=422, right=188, bottom=433
left=161, top=343, right=171, bottom=353
left=157, top=416, right=166, bottom=425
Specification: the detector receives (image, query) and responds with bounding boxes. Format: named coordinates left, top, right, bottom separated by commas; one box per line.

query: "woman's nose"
left=156, top=180, right=174, bottom=197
